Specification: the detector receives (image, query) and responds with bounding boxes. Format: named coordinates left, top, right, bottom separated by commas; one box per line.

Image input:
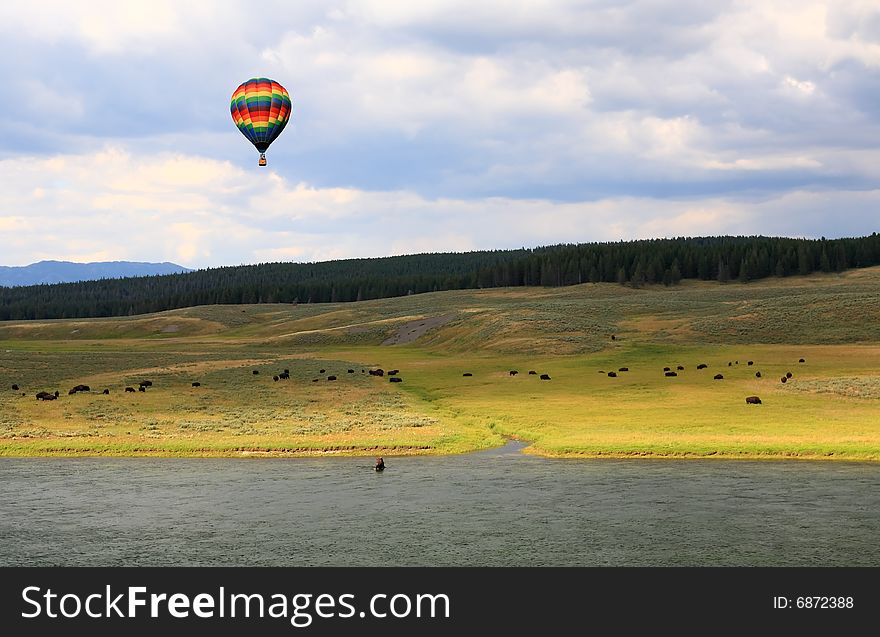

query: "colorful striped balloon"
left=230, top=78, right=292, bottom=166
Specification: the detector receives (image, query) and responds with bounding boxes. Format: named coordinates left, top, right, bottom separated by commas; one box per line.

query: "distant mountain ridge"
left=0, top=260, right=192, bottom=287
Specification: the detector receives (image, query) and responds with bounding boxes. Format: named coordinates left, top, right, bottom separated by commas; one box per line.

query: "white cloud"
left=0, top=147, right=877, bottom=268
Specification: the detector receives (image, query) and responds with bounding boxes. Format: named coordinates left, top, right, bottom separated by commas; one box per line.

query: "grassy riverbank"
left=2, top=267, right=880, bottom=460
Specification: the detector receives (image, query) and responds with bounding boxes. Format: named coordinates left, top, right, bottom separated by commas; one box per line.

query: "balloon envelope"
left=230, top=78, right=292, bottom=158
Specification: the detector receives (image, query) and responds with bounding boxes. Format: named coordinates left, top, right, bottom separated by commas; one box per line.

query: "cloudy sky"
left=0, top=0, right=878, bottom=268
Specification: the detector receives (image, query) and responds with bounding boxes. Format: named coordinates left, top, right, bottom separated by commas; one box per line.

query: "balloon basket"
left=258, top=154, right=267, bottom=167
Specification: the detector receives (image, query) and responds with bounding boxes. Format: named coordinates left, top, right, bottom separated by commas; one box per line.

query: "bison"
left=102, top=389, right=110, bottom=395
left=36, top=391, right=52, bottom=400
left=139, top=380, right=152, bottom=387
left=663, top=367, right=670, bottom=371
left=69, top=384, right=90, bottom=394
left=11, top=384, right=18, bottom=390
left=284, top=369, right=290, bottom=374
left=252, top=370, right=259, bottom=375
left=463, top=373, right=473, bottom=377
left=714, top=374, right=724, bottom=380
left=755, top=372, right=762, bottom=378
left=125, top=387, right=136, bottom=393
left=745, top=396, right=762, bottom=405
left=375, top=457, right=385, bottom=471
left=279, top=372, right=290, bottom=380
left=611, top=335, right=616, bottom=341
left=747, top=361, right=754, bottom=366
left=799, top=358, right=805, bottom=363
left=540, top=374, right=551, bottom=380
left=509, top=370, right=518, bottom=376
left=728, top=362, right=732, bottom=367
left=608, top=371, right=617, bottom=377
left=618, top=367, right=629, bottom=372
left=388, top=370, right=400, bottom=376
left=389, top=377, right=402, bottom=383
left=368, top=369, right=385, bottom=377
left=786, top=372, right=793, bottom=379
left=528, top=371, right=537, bottom=375
left=665, top=371, right=678, bottom=377
left=348, top=369, right=355, bottom=374
left=192, top=382, right=201, bottom=387
left=677, top=365, right=684, bottom=371
left=138, top=386, right=146, bottom=392
left=697, top=364, right=708, bottom=370
left=327, top=376, right=337, bottom=381
left=781, top=377, right=787, bottom=384
left=273, top=376, right=279, bottom=382
left=312, top=378, right=319, bottom=382
left=319, top=369, right=326, bottom=374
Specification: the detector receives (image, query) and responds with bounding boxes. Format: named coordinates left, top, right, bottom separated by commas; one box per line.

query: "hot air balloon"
left=230, top=78, right=292, bottom=166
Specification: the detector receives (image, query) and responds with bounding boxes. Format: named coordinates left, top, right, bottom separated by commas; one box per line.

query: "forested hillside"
left=1, top=234, right=878, bottom=320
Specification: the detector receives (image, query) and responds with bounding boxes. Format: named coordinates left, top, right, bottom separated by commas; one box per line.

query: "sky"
left=0, top=0, right=878, bottom=268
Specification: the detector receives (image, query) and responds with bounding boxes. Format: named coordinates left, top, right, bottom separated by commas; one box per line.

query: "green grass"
left=1, top=267, right=879, bottom=459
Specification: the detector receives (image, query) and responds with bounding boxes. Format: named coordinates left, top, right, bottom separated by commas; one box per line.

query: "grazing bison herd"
left=10, top=356, right=811, bottom=408
left=594, top=358, right=810, bottom=406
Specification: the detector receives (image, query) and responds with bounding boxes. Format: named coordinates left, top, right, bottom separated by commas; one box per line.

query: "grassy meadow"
left=2, top=267, right=880, bottom=460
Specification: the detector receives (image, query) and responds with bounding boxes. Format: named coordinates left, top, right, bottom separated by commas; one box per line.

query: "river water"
left=1, top=441, right=878, bottom=566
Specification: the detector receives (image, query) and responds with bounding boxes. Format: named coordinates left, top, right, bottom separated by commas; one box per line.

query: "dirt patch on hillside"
left=381, top=314, right=456, bottom=345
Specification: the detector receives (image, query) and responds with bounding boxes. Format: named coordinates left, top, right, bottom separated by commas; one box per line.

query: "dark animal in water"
left=697, top=364, right=708, bottom=370
left=677, top=365, right=684, bottom=370
left=786, top=372, right=792, bottom=378
left=745, top=396, right=762, bottom=405
left=714, top=374, right=724, bottom=380
left=327, top=375, right=337, bottom=381
left=102, top=389, right=110, bottom=394
left=253, top=370, right=259, bottom=375
left=125, top=387, right=136, bottom=393
left=375, top=457, right=385, bottom=471
left=509, top=370, right=518, bottom=376
left=139, top=386, right=146, bottom=392
left=608, top=372, right=617, bottom=377
left=192, top=382, right=201, bottom=387
left=781, top=377, right=787, bottom=383
left=528, top=371, right=537, bottom=375
left=747, top=361, right=754, bottom=366
left=389, top=377, right=402, bottom=383
left=755, top=372, right=762, bottom=378
left=799, top=358, right=805, bottom=363
left=463, top=372, right=473, bottom=377
left=540, top=374, right=551, bottom=380
left=11, top=384, right=18, bottom=390
left=665, top=371, right=678, bottom=377
left=139, top=380, right=152, bottom=387
left=618, top=367, right=629, bottom=372
left=663, top=367, right=670, bottom=371
left=273, top=376, right=279, bottom=381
